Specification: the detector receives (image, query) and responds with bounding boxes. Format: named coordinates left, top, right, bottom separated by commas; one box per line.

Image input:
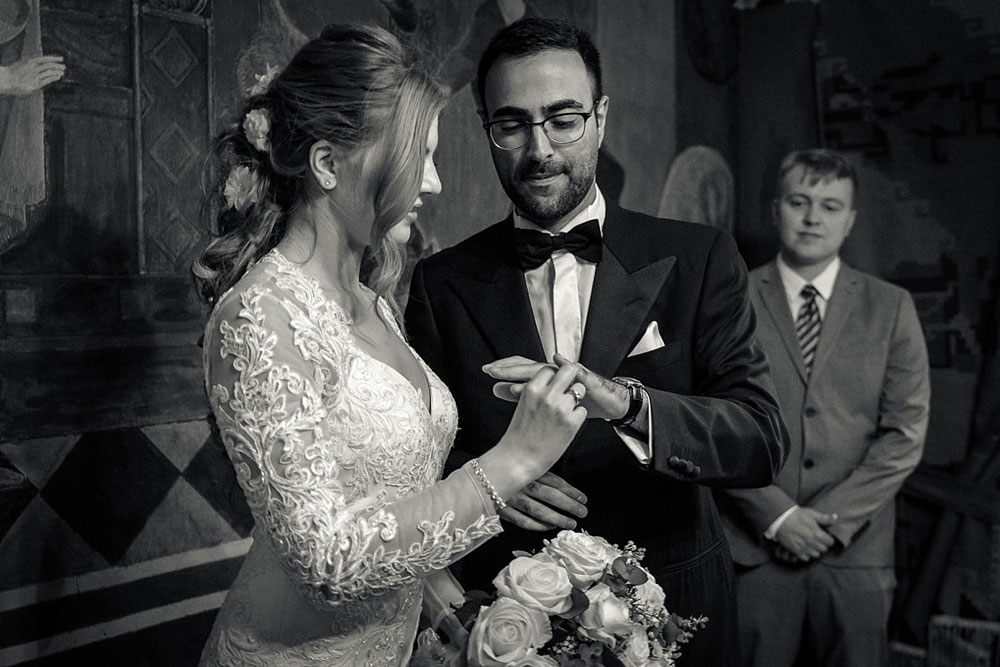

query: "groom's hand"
left=484, top=354, right=630, bottom=421
left=484, top=356, right=555, bottom=402
left=500, top=472, right=588, bottom=531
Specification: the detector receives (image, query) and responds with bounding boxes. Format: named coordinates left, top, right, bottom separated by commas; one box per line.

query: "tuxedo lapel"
left=810, top=264, right=859, bottom=379
left=758, top=261, right=808, bottom=384
left=446, top=222, right=547, bottom=363
left=579, top=211, right=676, bottom=378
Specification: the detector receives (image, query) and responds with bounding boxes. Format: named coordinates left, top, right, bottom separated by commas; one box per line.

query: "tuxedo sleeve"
left=809, top=290, right=929, bottom=547
left=647, top=231, right=789, bottom=488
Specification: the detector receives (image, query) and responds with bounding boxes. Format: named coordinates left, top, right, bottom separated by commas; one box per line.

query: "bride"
left=192, top=24, right=588, bottom=667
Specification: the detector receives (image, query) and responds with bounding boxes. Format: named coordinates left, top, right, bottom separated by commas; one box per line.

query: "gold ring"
left=568, top=387, right=583, bottom=406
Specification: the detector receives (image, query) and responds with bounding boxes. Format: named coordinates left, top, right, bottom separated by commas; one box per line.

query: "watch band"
left=606, top=377, right=644, bottom=428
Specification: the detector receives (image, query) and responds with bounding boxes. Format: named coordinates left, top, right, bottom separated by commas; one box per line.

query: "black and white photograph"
left=0, top=1, right=998, bottom=665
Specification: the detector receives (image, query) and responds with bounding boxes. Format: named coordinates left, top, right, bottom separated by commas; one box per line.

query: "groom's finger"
left=523, top=475, right=588, bottom=519
left=492, top=381, right=522, bottom=402
left=502, top=491, right=580, bottom=531
left=499, top=503, right=573, bottom=532
left=483, top=359, right=555, bottom=381
left=486, top=355, right=541, bottom=368
left=534, top=472, right=588, bottom=505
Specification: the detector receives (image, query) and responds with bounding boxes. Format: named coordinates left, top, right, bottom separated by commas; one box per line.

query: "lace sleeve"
left=204, top=283, right=502, bottom=609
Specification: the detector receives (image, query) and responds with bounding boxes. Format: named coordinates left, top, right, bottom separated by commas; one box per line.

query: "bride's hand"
left=477, top=361, right=586, bottom=498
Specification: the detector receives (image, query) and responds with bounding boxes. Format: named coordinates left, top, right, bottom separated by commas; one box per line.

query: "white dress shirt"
left=764, top=254, right=841, bottom=540
left=514, top=186, right=652, bottom=464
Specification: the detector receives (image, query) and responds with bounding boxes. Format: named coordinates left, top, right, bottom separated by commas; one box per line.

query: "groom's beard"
left=499, top=153, right=598, bottom=229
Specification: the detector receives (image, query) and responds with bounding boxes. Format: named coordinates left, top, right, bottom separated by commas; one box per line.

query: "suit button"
left=803, top=459, right=815, bottom=469
left=804, top=407, right=817, bottom=417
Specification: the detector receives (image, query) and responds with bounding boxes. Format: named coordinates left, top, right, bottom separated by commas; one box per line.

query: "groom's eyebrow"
left=489, top=99, right=586, bottom=120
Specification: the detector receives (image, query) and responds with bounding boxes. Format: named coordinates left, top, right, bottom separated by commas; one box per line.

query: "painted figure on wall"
left=657, top=145, right=735, bottom=234
left=0, top=0, right=64, bottom=253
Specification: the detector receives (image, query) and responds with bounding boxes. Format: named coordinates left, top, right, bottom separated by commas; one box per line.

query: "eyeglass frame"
left=481, top=98, right=604, bottom=151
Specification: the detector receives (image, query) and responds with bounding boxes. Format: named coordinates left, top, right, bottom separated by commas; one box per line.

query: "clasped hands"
left=772, top=506, right=839, bottom=564
left=481, top=353, right=631, bottom=532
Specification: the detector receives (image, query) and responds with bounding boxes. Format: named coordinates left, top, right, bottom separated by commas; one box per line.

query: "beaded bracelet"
left=469, top=458, right=507, bottom=512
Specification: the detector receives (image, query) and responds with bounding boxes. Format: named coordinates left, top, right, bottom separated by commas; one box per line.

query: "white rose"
left=493, top=553, right=573, bottom=615
left=634, top=569, right=666, bottom=612
left=576, top=583, right=633, bottom=646
left=619, top=624, right=652, bottom=667
left=544, top=530, right=622, bottom=588
left=467, top=598, right=552, bottom=667
left=508, top=653, right=560, bottom=667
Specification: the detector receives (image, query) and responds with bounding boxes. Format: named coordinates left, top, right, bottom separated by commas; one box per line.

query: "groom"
left=405, top=17, right=789, bottom=664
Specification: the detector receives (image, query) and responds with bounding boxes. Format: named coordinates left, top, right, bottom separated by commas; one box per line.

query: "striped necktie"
left=796, top=284, right=821, bottom=375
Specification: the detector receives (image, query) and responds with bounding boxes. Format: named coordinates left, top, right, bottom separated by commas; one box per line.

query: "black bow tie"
left=513, top=219, right=603, bottom=270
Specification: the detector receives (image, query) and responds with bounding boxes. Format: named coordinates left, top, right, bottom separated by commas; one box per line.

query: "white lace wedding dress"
left=198, top=250, right=502, bottom=667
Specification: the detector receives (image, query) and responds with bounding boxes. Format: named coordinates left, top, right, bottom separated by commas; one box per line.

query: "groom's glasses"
left=483, top=100, right=601, bottom=150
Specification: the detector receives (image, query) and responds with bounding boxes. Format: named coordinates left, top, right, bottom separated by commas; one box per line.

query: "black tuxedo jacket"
left=405, top=199, right=788, bottom=597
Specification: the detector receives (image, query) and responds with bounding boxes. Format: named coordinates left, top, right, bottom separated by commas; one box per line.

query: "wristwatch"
left=605, top=377, right=644, bottom=428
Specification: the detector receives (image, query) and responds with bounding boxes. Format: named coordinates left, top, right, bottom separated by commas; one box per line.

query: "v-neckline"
left=271, top=250, right=434, bottom=415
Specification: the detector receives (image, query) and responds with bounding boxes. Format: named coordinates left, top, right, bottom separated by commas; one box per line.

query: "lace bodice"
left=199, top=250, right=502, bottom=667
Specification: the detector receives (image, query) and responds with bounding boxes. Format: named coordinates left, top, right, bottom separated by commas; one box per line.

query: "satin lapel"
left=758, top=262, right=808, bottom=384
left=810, top=264, right=858, bottom=379
left=446, top=243, right=547, bottom=364
left=579, top=236, right=676, bottom=379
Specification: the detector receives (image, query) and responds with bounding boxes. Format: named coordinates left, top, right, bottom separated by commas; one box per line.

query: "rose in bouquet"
left=449, top=530, right=707, bottom=667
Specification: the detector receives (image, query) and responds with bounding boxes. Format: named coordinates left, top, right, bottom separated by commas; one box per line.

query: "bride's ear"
left=309, top=140, right=338, bottom=191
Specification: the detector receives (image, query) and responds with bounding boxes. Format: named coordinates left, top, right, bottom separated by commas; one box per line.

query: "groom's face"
left=481, top=48, right=606, bottom=230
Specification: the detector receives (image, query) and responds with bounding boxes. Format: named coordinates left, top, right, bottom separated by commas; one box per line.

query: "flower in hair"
left=249, top=63, right=279, bottom=96
left=243, top=108, right=271, bottom=153
left=223, top=165, right=260, bottom=212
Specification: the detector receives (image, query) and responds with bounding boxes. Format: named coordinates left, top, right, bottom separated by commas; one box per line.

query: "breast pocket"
left=618, top=340, right=685, bottom=377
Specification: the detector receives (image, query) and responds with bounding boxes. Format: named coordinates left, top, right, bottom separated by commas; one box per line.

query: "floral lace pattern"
left=199, top=250, right=502, bottom=667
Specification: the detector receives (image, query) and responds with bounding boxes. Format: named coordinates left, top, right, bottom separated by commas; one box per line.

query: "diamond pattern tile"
left=143, top=421, right=210, bottom=471
left=150, top=203, right=200, bottom=266
left=0, top=435, right=78, bottom=489
left=40, top=430, right=180, bottom=565
left=0, top=497, right=108, bottom=591
left=149, top=123, right=197, bottom=184
left=123, top=477, right=241, bottom=565
left=182, top=431, right=253, bottom=538
left=0, top=450, right=37, bottom=544
left=149, top=27, right=197, bottom=87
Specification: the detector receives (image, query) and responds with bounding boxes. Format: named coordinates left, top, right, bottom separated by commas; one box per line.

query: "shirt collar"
left=513, top=184, right=606, bottom=235
left=776, top=254, right=841, bottom=302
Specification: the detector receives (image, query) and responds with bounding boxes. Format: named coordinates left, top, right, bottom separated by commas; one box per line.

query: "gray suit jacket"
left=718, top=259, right=930, bottom=568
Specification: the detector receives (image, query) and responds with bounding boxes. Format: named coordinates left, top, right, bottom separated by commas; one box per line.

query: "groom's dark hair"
left=475, top=17, right=603, bottom=113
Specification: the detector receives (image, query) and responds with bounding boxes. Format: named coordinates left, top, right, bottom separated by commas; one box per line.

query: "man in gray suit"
left=717, top=149, right=930, bottom=666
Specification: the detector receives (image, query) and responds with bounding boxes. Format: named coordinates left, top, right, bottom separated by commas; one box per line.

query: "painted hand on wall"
left=0, top=54, right=64, bottom=97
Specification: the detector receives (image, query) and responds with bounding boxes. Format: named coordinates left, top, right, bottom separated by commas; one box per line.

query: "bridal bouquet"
left=415, top=530, right=707, bottom=667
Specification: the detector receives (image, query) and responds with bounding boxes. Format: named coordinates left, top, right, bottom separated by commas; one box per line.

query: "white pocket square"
left=628, top=321, right=666, bottom=357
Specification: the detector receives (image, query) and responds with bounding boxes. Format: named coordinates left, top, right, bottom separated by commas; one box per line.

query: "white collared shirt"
left=764, top=254, right=842, bottom=540
left=776, top=254, right=841, bottom=322
left=514, top=188, right=605, bottom=364
left=514, top=186, right=652, bottom=465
